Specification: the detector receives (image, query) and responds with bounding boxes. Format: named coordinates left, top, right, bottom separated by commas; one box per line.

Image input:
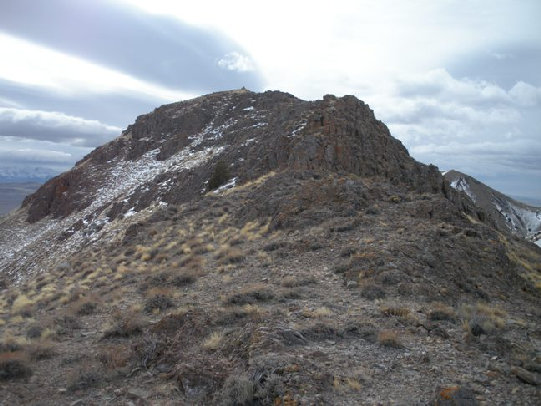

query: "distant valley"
left=0, top=182, right=42, bottom=216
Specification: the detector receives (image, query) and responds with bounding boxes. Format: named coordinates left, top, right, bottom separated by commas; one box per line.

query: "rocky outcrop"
left=22, top=90, right=442, bottom=224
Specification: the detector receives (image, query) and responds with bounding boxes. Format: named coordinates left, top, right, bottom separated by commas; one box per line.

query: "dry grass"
left=101, top=310, right=146, bottom=339
left=427, top=302, right=456, bottom=321
left=380, top=305, right=410, bottom=318
left=215, top=246, right=245, bottom=264
left=377, top=329, right=402, bottom=348
left=312, top=307, right=333, bottom=318
left=281, top=276, right=316, bottom=288
left=11, top=295, right=34, bottom=315
left=97, top=344, right=131, bottom=369
left=202, top=330, right=224, bottom=350
left=333, top=376, right=361, bottom=391
left=460, top=302, right=507, bottom=337
left=226, top=285, right=274, bottom=305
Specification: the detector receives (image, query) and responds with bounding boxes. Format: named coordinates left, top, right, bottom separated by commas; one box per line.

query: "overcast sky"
left=0, top=0, right=540, bottom=202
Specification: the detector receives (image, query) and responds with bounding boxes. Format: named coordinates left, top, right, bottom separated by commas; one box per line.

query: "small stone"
left=127, top=388, right=150, bottom=399
left=511, top=366, right=540, bottom=386
left=346, top=280, right=358, bottom=288
left=58, top=388, right=67, bottom=393
left=70, top=400, right=84, bottom=406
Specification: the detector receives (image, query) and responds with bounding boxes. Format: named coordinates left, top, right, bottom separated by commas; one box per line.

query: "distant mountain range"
left=0, top=182, right=42, bottom=216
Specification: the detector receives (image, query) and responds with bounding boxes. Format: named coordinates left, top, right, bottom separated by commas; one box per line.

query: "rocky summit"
left=0, top=89, right=539, bottom=405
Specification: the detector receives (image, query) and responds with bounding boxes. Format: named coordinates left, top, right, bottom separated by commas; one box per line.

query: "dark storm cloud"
left=0, top=79, right=165, bottom=127
left=0, top=107, right=120, bottom=147
left=0, top=0, right=263, bottom=93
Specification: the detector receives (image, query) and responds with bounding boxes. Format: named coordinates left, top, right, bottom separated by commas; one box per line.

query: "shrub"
left=381, top=305, right=410, bottom=318
left=67, top=368, right=104, bottom=391
left=219, top=373, right=254, bottom=406
left=132, top=334, right=164, bottom=369
left=208, top=161, right=231, bottom=191
left=97, top=345, right=130, bottom=369
left=101, top=312, right=145, bottom=339
left=0, top=353, right=32, bottom=381
left=281, top=276, right=316, bottom=288
left=227, top=288, right=274, bottom=305
left=26, top=325, right=44, bottom=340
left=377, top=330, right=403, bottom=348
left=202, top=331, right=224, bottom=351
left=460, top=303, right=506, bottom=337
left=74, top=300, right=98, bottom=316
left=55, top=314, right=80, bottom=336
left=172, top=272, right=198, bottom=287
left=144, top=294, right=174, bottom=313
left=361, top=284, right=385, bottom=300
left=28, top=344, right=56, bottom=361
left=428, top=302, right=456, bottom=322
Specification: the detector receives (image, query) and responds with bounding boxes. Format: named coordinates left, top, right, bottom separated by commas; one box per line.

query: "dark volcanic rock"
left=22, top=89, right=441, bottom=223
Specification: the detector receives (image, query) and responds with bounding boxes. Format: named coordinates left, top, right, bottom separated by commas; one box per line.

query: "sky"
left=0, top=0, right=540, bottom=202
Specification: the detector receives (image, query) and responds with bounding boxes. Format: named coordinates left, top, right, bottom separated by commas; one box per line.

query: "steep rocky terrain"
left=444, top=170, right=541, bottom=246
left=0, top=90, right=539, bottom=405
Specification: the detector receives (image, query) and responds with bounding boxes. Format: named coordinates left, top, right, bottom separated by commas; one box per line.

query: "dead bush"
left=381, top=306, right=410, bottom=318
left=218, top=373, right=254, bottom=406
left=281, top=276, right=317, bottom=288
left=132, top=334, right=164, bottom=369
left=428, top=302, right=456, bottom=322
left=172, top=271, right=199, bottom=287
left=28, top=344, right=56, bottom=361
left=102, top=312, right=145, bottom=339
left=360, top=284, right=385, bottom=300
left=25, top=324, right=44, bottom=340
left=55, top=314, right=80, bottom=336
left=67, top=368, right=105, bottom=392
left=97, top=345, right=131, bottom=369
left=226, top=287, right=274, bottom=305
left=460, top=303, right=506, bottom=337
left=377, top=329, right=403, bottom=348
left=73, top=300, right=98, bottom=316
left=144, top=294, right=174, bottom=313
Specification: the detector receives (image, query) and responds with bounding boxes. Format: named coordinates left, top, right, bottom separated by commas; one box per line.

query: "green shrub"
left=208, top=161, right=231, bottom=191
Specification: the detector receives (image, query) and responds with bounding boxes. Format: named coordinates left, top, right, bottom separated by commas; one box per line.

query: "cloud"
left=0, top=107, right=121, bottom=147
left=0, top=33, right=196, bottom=101
left=509, top=81, right=541, bottom=106
left=217, top=52, right=255, bottom=72
left=365, top=69, right=541, bottom=183
left=0, top=79, right=172, bottom=127
left=449, top=44, right=541, bottom=88
left=0, top=0, right=262, bottom=93
left=0, top=136, right=92, bottom=180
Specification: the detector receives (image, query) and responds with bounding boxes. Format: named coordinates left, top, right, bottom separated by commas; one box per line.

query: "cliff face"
left=22, top=90, right=441, bottom=224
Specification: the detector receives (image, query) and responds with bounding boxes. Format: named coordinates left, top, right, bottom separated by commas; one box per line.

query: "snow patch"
left=449, top=177, right=476, bottom=202
left=212, top=177, right=238, bottom=193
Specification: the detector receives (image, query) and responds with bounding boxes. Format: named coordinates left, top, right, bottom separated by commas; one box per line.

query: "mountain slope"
left=2, top=89, right=440, bottom=282
left=444, top=170, right=541, bottom=245
left=0, top=90, right=539, bottom=405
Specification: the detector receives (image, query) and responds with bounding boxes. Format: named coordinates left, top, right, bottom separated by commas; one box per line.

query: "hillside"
left=444, top=170, right=541, bottom=246
left=0, top=90, right=539, bottom=405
